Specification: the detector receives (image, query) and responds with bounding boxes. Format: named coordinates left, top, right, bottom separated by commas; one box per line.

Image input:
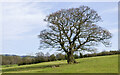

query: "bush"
left=74, top=54, right=79, bottom=59
left=49, top=54, right=56, bottom=61
left=56, top=53, right=65, bottom=60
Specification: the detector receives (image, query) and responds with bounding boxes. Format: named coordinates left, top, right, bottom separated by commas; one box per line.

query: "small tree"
left=49, top=54, right=56, bottom=61
left=35, top=52, right=45, bottom=62
left=80, top=53, right=83, bottom=58
left=39, top=6, right=112, bottom=64
left=56, top=53, right=65, bottom=60
left=45, top=52, right=50, bottom=57
left=74, top=54, right=79, bottom=59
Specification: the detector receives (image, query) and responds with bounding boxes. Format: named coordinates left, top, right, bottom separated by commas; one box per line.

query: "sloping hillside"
left=2, top=55, right=118, bottom=73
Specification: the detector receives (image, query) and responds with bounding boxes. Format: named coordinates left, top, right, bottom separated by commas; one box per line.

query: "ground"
left=2, top=55, right=118, bottom=73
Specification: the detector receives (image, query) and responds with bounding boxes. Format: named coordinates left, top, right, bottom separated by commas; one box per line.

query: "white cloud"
left=2, top=2, right=47, bottom=40
left=2, top=2, right=118, bottom=41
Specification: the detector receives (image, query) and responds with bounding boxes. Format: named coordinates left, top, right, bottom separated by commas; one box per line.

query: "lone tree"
left=39, top=6, right=112, bottom=64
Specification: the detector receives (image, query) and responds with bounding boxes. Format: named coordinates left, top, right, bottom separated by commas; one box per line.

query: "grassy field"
left=2, top=55, right=118, bottom=73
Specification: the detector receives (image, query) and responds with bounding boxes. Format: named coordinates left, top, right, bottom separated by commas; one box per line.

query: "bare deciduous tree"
left=39, top=6, right=112, bottom=64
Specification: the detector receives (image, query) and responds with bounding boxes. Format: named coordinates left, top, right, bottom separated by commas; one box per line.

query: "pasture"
left=2, top=55, right=118, bottom=73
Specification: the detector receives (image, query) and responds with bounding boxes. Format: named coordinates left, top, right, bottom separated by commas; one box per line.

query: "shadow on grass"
left=2, top=59, right=88, bottom=73
left=2, top=63, right=69, bottom=73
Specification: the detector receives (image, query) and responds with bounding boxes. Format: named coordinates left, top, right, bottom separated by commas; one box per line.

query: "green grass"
left=2, top=64, right=18, bottom=68
left=2, top=55, right=118, bottom=73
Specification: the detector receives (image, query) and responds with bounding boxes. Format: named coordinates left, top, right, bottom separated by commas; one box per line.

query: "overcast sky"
left=0, top=1, right=118, bottom=56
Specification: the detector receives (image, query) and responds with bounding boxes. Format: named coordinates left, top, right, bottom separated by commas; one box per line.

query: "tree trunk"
left=67, top=51, right=77, bottom=64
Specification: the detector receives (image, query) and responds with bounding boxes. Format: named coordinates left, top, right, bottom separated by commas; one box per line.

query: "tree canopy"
left=39, top=6, right=112, bottom=64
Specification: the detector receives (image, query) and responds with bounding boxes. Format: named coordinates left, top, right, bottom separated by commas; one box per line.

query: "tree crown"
left=39, top=6, right=112, bottom=53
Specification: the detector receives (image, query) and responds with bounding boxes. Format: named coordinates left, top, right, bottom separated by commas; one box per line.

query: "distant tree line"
left=1, top=50, right=120, bottom=66
left=83, top=51, right=120, bottom=57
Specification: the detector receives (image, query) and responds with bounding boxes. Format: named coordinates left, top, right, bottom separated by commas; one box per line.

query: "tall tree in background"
left=39, top=6, right=112, bottom=64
